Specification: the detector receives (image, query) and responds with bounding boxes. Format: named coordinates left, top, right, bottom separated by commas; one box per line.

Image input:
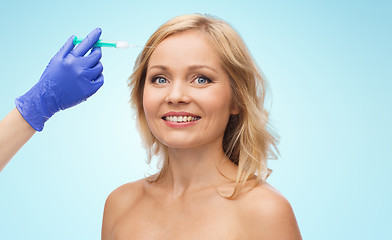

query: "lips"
left=162, top=111, right=200, bottom=117
left=162, top=111, right=201, bottom=123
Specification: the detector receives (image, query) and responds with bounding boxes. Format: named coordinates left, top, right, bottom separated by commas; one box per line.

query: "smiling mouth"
left=162, top=115, right=201, bottom=123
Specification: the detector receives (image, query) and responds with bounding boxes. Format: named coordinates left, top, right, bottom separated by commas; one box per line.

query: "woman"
left=101, top=14, right=301, bottom=239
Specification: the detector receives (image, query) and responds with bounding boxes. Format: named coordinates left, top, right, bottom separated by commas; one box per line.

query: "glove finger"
left=71, top=28, right=102, bottom=57
left=89, top=74, right=104, bottom=95
left=85, top=47, right=102, bottom=68
left=58, top=35, right=76, bottom=59
left=86, top=61, right=104, bottom=80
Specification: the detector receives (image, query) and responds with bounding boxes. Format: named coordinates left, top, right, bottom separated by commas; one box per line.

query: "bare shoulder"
left=105, top=179, right=146, bottom=207
left=237, top=182, right=302, bottom=240
left=101, top=179, right=147, bottom=240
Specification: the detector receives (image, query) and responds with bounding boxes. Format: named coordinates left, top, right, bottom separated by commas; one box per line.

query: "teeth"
left=164, top=116, right=200, bottom=122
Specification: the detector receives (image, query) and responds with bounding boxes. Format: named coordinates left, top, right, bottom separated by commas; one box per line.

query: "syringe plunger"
left=73, top=37, right=136, bottom=48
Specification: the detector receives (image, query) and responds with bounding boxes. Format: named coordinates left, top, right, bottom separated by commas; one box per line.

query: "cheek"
left=142, top=86, right=158, bottom=119
left=198, top=86, right=233, bottom=114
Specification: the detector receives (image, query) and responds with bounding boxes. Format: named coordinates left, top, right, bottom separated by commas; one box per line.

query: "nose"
left=165, top=80, right=190, bottom=104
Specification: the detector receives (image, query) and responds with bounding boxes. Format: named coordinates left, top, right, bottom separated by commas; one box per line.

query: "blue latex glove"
left=15, top=28, right=104, bottom=132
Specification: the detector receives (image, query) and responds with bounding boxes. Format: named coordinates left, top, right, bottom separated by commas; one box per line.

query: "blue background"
left=0, top=0, right=391, bottom=239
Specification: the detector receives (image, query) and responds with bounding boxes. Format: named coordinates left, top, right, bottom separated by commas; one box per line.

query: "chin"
left=161, top=141, right=198, bottom=149
left=157, top=137, right=202, bottom=150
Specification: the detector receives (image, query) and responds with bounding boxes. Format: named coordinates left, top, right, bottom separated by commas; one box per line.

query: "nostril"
left=166, top=95, right=191, bottom=104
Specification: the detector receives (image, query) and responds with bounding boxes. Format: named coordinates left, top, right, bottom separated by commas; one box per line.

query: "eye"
left=194, top=76, right=212, bottom=84
left=152, top=76, right=167, bottom=84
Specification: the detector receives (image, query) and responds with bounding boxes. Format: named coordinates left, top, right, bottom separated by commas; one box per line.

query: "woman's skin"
left=0, top=108, right=36, bottom=172
left=101, top=30, right=302, bottom=239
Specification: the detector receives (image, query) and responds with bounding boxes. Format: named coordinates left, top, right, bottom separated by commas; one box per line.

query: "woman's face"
left=143, top=30, right=237, bottom=149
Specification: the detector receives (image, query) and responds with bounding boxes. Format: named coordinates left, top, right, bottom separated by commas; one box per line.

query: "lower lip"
left=162, top=119, right=200, bottom=128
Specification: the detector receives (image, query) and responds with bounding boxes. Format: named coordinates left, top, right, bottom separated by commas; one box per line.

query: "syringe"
left=73, top=37, right=140, bottom=49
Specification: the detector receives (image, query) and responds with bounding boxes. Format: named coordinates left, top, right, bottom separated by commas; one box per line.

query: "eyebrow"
left=148, top=65, right=217, bottom=73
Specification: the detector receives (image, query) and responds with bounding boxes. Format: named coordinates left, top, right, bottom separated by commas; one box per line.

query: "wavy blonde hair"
left=128, top=13, right=279, bottom=199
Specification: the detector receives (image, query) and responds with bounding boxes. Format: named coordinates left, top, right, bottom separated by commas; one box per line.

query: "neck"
left=160, top=142, right=238, bottom=199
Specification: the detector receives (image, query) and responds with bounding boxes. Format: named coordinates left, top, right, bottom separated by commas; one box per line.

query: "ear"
left=230, top=104, right=240, bottom=115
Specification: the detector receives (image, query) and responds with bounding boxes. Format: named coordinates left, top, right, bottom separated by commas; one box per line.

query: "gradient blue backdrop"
left=1, top=0, right=391, bottom=239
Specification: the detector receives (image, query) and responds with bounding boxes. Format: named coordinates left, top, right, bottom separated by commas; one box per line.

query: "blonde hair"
left=128, top=13, right=279, bottom=199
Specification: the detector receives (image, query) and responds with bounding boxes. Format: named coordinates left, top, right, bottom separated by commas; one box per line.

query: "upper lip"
left=162, top=111, right=201, bottom=118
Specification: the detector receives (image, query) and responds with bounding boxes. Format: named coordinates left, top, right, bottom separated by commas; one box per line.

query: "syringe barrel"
left=73, top=37, right=117, bottom=48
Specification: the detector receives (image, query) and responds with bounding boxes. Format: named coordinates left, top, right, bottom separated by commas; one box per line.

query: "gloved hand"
left=15, top=28, right=104, bottom=132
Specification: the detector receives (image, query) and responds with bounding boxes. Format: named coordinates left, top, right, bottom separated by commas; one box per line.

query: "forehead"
left=148, top=30, right=222, bottom=70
